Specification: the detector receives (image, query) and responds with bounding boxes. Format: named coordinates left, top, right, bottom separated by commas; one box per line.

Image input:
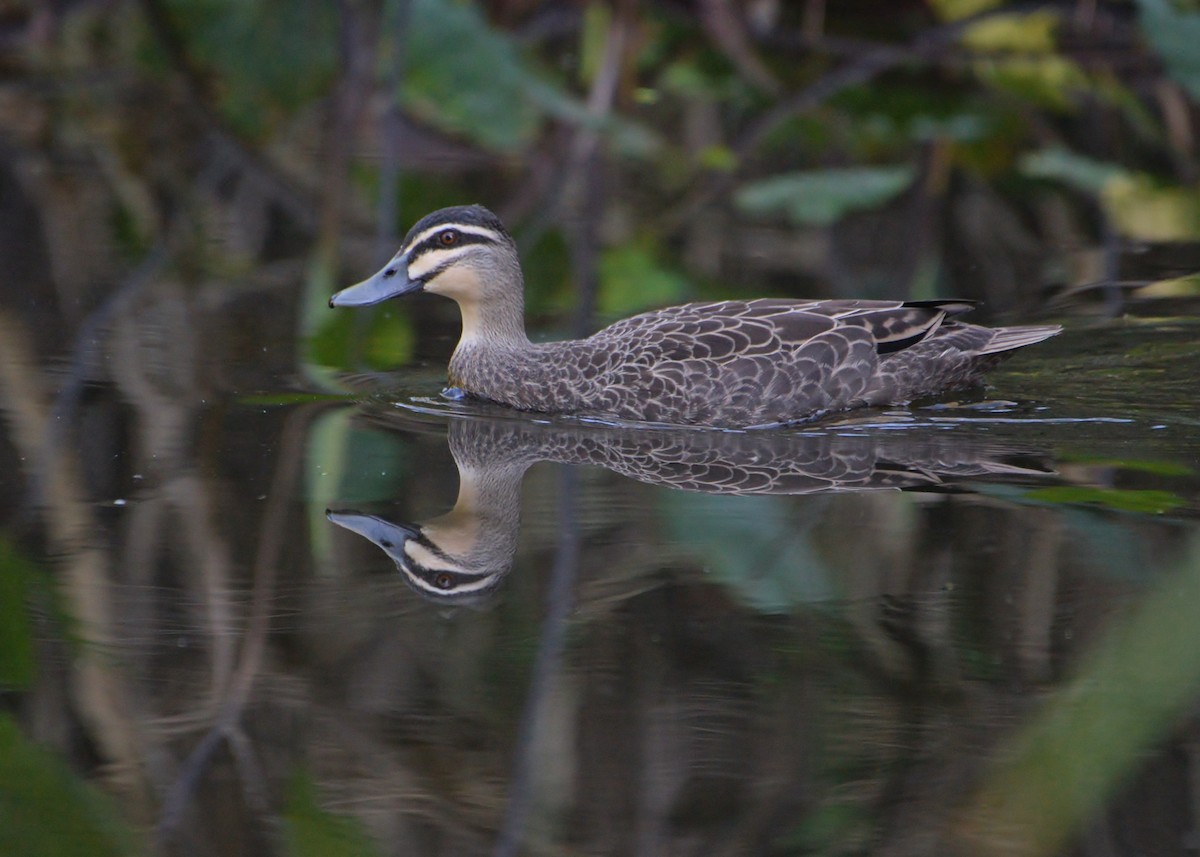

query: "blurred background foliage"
left=4, top=4, right=1200, bottom=854
left=3, top=0, right=1199, bottom=376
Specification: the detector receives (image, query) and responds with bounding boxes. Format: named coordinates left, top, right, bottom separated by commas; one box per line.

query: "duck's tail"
left=979, top=324, right=1063, bottom=355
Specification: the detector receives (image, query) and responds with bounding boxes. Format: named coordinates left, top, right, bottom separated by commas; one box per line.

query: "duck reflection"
left=328, top=414, right=1049, bottom=604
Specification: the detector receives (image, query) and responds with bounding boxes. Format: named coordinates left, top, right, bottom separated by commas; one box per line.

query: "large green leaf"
left=160, top=0, right=338, bottom=139
left=401, top=0, right=541, bottom=152
left=1019, top=147, right=1126, bottom=194
left=400, top=0, right=655, bottom=156
left=735, top=166, right=916, bottom=227
left=1020, top=148, right=1200, bottom=240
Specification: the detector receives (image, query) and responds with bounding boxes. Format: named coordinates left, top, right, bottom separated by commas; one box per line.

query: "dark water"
left=2, top=299, right=1200, bottom=856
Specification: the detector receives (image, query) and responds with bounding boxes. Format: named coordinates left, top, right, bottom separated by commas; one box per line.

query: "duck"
left=329, top=205, right=1061, bottom=428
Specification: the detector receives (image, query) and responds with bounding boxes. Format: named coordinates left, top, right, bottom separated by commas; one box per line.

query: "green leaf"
left=1019, top=147, right=1127, bottom=194
left=735, top=166, right=916, bottom=227
left=1103, top=175, right=1200, bottom=241
left=401, top=0, right=542, bottom=152
left=1136, top=0, right=1200, bottom=100
left=598, top=241, right=693, bottom=316
left=929, top=0, right=1003, bottom=21
left=974, top=54, right=1089, bottom=110
left=0, top=715, right=141, bottom=857
left=398, top=0, right=657, bottom=156
left=961, top=10, right=1061, bottom=54
left=1020, top=148, right=1200, bottom=240
left=160, top=0, right=338, bottom=139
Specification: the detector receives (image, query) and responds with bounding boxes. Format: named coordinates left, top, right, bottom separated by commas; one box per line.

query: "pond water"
left=2, top=294, right=1200, bottom=856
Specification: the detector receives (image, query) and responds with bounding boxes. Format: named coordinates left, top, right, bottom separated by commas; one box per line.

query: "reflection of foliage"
left=662, top=492, right=839, bottom=612
left=956, top=534, right=1200, bottom=855
left=1025, top=485, right=1186, bottom=514
left=283, top=769, right=381, bottom=857
left=0, top=715, right=141, bottom=857
left=0, top=540, right=36, bottom=689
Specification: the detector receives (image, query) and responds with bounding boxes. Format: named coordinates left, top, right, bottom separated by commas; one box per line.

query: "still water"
left=2, top=297, right=1200, bottom=856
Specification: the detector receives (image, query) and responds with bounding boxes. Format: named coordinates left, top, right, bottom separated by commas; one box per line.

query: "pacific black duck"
left=329, top=205, right=1061, bottom=428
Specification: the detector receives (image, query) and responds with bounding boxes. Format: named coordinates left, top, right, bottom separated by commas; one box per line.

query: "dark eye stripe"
left=410, top=229, right=499, bottom=259
left=402, top=562, right=491, bottom=589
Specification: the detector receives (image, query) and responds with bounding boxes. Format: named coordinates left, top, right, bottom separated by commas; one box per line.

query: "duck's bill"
left=328, top=261, right=423, bottom=307
left=326, top=510, right=420, bottom=554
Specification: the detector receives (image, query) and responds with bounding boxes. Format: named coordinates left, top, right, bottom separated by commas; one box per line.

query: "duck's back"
left=451, top=298, right=1058, bottom=427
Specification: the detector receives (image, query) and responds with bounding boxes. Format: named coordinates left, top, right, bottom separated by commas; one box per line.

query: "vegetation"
left=5, top=0, right=1199, bottom=372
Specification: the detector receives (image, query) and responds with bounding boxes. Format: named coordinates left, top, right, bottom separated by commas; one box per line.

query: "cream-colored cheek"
left=424, top=267, right=480, bottom=300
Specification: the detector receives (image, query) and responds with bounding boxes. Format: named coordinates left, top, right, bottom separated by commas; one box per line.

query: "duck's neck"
left=456, top=293, right=530, bottom=351
left=448, top=292, right=537, bottom=395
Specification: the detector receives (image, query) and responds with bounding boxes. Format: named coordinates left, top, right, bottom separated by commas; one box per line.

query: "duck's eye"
left=434, top=572, right=455, bottom=590
left=438, top=230, right=459, bottom=246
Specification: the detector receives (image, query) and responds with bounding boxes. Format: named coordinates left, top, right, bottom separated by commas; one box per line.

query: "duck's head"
left=329, top=204, right=521, bottom=310
left=326, top=509, right=514, bottom=605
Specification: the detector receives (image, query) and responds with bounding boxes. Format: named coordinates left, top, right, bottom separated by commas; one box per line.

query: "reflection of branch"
left=0, top=312, right=153, bottom=800
left=493, top=467, right=582, bottom=857
left=156, top=403, right=312, bottom=843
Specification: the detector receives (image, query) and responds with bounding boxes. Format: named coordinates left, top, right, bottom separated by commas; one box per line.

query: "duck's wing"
left=578, top=299, right=983, bottom=425
left=593, top=298, right=971, bottom=358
